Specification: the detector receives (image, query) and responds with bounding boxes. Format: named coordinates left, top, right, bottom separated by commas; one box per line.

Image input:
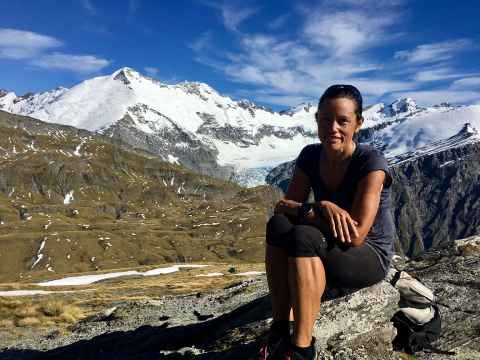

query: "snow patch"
left=64, top=190, right=74, bottom=205
left=37, top=264, right=209, bottom=286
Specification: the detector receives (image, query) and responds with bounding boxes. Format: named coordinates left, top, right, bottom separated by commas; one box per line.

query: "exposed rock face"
left=266, top=126, right=480, bottom=257
left=101, top=105, right=232, bottom=179
left=2, top=237, right=478, bottom=359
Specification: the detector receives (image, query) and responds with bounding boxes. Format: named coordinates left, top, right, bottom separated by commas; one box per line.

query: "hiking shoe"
left=279, top=337, right=317, bottom=360
left=257, top=330, right=289, bottom=360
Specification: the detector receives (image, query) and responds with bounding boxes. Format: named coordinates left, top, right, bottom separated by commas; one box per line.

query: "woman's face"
left=316, top=97, right=363, bottom=151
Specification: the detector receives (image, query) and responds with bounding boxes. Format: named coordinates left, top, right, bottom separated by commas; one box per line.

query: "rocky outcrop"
left=102, top=105, right=233, bottom=179
left=2, top=236, right=478, bottom=359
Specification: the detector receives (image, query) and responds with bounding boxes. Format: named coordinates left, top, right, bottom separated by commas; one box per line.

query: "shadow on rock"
left=1, top=295, right=272, bottom=360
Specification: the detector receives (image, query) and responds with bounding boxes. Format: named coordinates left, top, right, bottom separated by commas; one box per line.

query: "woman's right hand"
left=315, top=201, right=359, bottom=243
left=274, top=198, right=301, bottom=216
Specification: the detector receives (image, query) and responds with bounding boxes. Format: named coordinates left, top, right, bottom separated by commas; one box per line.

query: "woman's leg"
left=286, top=225, right=329, bottom=347
left=288, top=256, right=326, bottom=347
left=266, top=244, right=291, bottom=321
left=265, top=214, right=296, bottom=322
left=323, top=243, right=385, bottom=289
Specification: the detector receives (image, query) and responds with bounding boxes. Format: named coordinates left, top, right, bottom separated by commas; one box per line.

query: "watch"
left=298, top=202, right=313, bottom=219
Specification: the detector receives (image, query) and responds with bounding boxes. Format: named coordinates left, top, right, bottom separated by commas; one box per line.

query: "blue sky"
left=1, top=0, right=479, bottom=109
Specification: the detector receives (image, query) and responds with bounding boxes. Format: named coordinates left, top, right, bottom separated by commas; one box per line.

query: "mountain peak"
left=112, top=67, right=141, bottom=85
left=388, top=97, right=417, bottom=116
left=279, top=102, right=315, bottom=116
left=460, top=123, right=478, bottom=135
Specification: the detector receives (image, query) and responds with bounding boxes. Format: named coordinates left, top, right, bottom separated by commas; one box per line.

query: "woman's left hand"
left=315, top=200, right=359, bottom=243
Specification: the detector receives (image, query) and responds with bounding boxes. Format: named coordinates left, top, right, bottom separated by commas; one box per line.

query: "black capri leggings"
left=266, top=214, right=386, bottom=289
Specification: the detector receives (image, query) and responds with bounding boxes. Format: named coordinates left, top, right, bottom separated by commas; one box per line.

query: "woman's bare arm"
left=346, top=170, right=386, bottom=246
left=274, top=166, right=311, bottom=216
left=285, top=166, right=311, bottom=202
left=303, top=170, right=385, bottom=246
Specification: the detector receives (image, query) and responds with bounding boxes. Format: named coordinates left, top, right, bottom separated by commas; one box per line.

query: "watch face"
left=300, top=203, right=312, bottom=218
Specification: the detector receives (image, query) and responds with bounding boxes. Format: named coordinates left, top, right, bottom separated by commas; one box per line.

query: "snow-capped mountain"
left=0, top=68, right=319, bottom=184
left=361, top=101, right=480, bottom=157
left=1, top=67, right=480, bottom=186
left=389, top=123, right=480, bottom=166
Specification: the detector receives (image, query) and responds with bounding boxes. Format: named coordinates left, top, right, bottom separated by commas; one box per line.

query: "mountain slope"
left=0, top=110, right=280, bottom=282
left=0, top=68, right=318, bottom=182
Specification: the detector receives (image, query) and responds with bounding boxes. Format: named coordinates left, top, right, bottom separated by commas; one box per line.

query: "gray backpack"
left=390, top=270, right=455, bottom=355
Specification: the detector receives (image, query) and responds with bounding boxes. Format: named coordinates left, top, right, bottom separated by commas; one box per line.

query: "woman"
left=259, top=85, right=395, bottom=360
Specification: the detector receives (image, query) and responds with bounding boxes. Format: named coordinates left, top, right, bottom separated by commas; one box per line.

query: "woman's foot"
left=279, top=337, right=317, bottom=360
left=257, top=321, right=290, bottom=360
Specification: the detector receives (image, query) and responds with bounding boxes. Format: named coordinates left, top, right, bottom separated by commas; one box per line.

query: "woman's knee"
left=286, top=225, right=326, bottom=258
left=266, top=214, right=293, bottom=248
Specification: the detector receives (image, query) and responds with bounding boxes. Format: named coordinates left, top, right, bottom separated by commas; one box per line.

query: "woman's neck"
left=321, top=140, right=356, bottom=167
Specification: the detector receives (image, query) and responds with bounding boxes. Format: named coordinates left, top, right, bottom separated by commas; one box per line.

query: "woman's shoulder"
left=295, top=143, right=321, bottom=176
left=301, top=142, right=322, bottom=152
left=354, top=143, right=392, bottom=187
left=297, top=142, right=322, bottom=159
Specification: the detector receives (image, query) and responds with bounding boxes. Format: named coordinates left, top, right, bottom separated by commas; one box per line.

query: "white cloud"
left=0, top=28, right=111, bottom=74
left=189, top=31, right=212, bottom=53
left=268, top=14, right=289, bottom=30
left=395, top=39, right=473, bottom=63
left=221, top=4, right=258, bottom=31
left=194, top=2, right=477, bottom=108
left=413, top=68, right=473, bottom=82
left=144, top=66, right=159, bottom=76
left=193, top=29, right=413, bottom=103
left=0, top=28, right=62, bottom=59
left=203, top=2, right=258, bottom=32
left=452, top=77, right=480, bottom=88
left=302, top=9, right=397, bottom=57
left=392, top=89, right=480, bottom=106
left=31, top=53, right=110, bottom=73
left=81, top=0, right=97, bottom=14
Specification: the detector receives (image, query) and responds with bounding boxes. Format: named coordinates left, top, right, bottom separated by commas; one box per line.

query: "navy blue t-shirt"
left=295, top=142, right=395, bottom=274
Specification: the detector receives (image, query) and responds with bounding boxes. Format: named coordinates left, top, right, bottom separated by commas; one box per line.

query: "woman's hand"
left=315, top=201, right=359, bottom=243
left=274, top=198, right=301, bottom=216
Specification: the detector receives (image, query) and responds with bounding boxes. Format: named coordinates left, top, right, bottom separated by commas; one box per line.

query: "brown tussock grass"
left=0, top=298, right=84, bottom=328
left=0, top=319, right=14, bottom=327
left=17, top=317, right=41, bottom=327
left=40, top=300, right=65, bottom=317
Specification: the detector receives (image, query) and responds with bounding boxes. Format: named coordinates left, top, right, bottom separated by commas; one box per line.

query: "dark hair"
left=318, top=84, right=363, bottom=120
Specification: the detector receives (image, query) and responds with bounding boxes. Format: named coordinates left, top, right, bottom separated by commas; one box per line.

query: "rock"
left=67, top=208, right=79, bottom=217
left=82, top=306, right=119, bottom=323
left=193, top=310, right=214, bottom=321
left=19, top=206, right=30, bottom=220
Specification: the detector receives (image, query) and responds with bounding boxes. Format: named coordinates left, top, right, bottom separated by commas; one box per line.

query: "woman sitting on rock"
left=259, top=84, right=395, bottom=360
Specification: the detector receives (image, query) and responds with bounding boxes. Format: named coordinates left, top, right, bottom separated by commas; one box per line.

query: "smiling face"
left=316, top=97, right=363, bottom=152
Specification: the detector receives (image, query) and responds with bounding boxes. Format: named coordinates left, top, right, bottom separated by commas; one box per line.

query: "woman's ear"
left=355, top=116, right=364, bottom=133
